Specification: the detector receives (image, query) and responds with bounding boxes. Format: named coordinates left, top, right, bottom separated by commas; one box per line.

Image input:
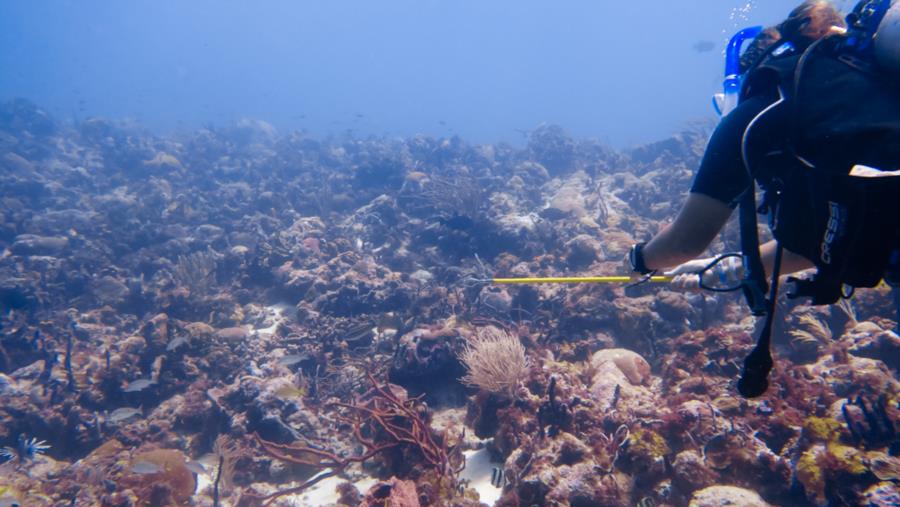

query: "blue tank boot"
left=712, top=26, right=763, bottom=117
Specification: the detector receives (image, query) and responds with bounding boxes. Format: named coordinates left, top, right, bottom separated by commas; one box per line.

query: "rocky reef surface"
left=0, top=98, right=898, bottom=506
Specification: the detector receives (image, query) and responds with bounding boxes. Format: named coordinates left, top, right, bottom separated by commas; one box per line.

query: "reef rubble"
left=0, top=99, right=898, bottom=506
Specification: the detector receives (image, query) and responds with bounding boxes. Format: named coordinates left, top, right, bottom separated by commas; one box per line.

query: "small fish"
left=184, top=460, right=207, bottom=475
left=131, top=461, right=163, bottom=474
left=490, top=467, right=504, bottom=488
left=538, top=207, right=569, bottom=221
left=437, top=214, right=474, bottom=231
left=108, top=407, right=141, bottom=423
left=197, top=452, right=219, bottom=467
left=274, top=384, right=307, bottom=399
left=637, top=497, right=657, bottom=507
left=166, top=336, right=188, bottom=352
left=93, top=411, right=103, bottom=439
left=277, top=354, right=308, bottom=367
left=693, top=40, right=715, bottom=53
left=123, top=379, right=157, bottom=393
left=611, top=383, right=621, bottom=409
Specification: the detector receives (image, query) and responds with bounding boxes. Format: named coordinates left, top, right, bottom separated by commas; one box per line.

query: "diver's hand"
left=665, top=255, right=743, bottom=291
left=664, top=258, right=713, bottom=291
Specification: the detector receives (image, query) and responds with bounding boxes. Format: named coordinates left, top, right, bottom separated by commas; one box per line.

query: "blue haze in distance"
left=2, top=1, right=815, bottom=147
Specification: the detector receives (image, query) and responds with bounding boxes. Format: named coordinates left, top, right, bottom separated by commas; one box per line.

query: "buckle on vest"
left=786, top=276, right=842, bottom=305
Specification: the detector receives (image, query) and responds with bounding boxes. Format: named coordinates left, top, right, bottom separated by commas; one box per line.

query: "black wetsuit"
left=689, top=91, right=900, bottom=331
left=689, top=94, right=775, bottom=208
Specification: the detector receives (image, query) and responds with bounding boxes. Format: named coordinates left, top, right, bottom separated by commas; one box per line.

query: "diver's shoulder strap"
left=790, top=36, right=900, bottom=173
left=739, top=42, right=802, bottom=103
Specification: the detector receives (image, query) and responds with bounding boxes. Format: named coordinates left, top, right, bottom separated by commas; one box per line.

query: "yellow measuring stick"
left=490, top=275, right=673, bottom=284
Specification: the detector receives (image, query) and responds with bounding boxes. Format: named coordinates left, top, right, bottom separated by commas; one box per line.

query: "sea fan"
left=0, top=435, right=50, bottom=463
left=459, top=326, right=531, bottom=399
left=790, top=314, right=833, bottom=345
left=836, top=298, right=858, bottom=326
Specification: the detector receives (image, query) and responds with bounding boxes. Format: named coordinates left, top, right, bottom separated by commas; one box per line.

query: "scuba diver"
left=625, top=0, right=900, bottom=397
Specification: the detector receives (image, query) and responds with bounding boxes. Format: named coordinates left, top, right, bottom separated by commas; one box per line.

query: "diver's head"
left=739, top=27, right=783, bottom=73
left=875, top=1, right=900, bottom=74
left=737, top=2, right=846, bottom=73
left=779, top=1, right=847, bottom=48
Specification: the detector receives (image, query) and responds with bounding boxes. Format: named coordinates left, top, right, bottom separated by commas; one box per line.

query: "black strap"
left=738, top=243, right=783, bottom=398
left=735, top=174, right=785, bottom=398
left=738, top=188, right=769, bottom=316
left=628, top=242, right=654, bottom=276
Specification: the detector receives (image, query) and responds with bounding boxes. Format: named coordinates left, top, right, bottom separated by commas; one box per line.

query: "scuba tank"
left=712, top=26, right=763, bottom=117
left=874, top=1, right=900, bottom=74
left=843, top=0, right=898, bottom=66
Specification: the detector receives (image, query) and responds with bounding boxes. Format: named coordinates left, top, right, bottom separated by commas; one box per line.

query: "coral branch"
left=250, top=373, right=459, bottom=505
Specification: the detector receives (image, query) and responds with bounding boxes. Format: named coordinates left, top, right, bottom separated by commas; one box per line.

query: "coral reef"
left=0, top=99, right=898, bottom=506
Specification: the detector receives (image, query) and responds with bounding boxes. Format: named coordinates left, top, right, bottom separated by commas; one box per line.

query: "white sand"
left=284, top=470, right=378, bottom=507
left=461, top=448, right=504, bottom=506
left=255, top=302, right=293, bottom=336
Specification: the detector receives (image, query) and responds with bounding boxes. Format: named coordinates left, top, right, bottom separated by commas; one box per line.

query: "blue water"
left=1, top=0, right=798, bottom=146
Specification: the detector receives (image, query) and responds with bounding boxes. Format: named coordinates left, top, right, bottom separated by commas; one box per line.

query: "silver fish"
left=166, top=336, right=188, bottom=352
left=197, top=452, right=219, bottom=467
left=277, top=354, right=308, bottom=367
left=131, top=461, right=163, bottom=474
left=108, top=407, right=141, bottom=423
left=123, top=379, right=157, bottom=392
left=184, top=460, right=207, bottom=475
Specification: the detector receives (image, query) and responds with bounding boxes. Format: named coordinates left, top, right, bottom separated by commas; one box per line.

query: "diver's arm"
left=760, top=240, right=814, bottom=277
left=641, top=192, right=733, bottom=271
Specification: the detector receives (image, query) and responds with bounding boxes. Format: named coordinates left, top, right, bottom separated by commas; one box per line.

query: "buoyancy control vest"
left=742, top=34, right=900, bottom=304
left=732, top=30, right=900, bottom=397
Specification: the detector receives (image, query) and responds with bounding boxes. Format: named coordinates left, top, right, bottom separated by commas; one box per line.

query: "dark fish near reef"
left=108, top=407, right=141, bottom=423
left=692, top=40, right=715, bottom=53
left=437, top=214, right=475, bottom=231
left=538, top=207, right=569, bottom=221
left=344, top=322, right=376, bottom=348
left=637, top=497, right=657, bottom=507
left=123, top=378, right=157, bottom=392
left=131, top=461, right=163, bottom=474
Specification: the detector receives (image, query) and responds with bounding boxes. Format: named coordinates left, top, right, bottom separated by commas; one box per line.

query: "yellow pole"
left=490, top=275, right=673, bottom=284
